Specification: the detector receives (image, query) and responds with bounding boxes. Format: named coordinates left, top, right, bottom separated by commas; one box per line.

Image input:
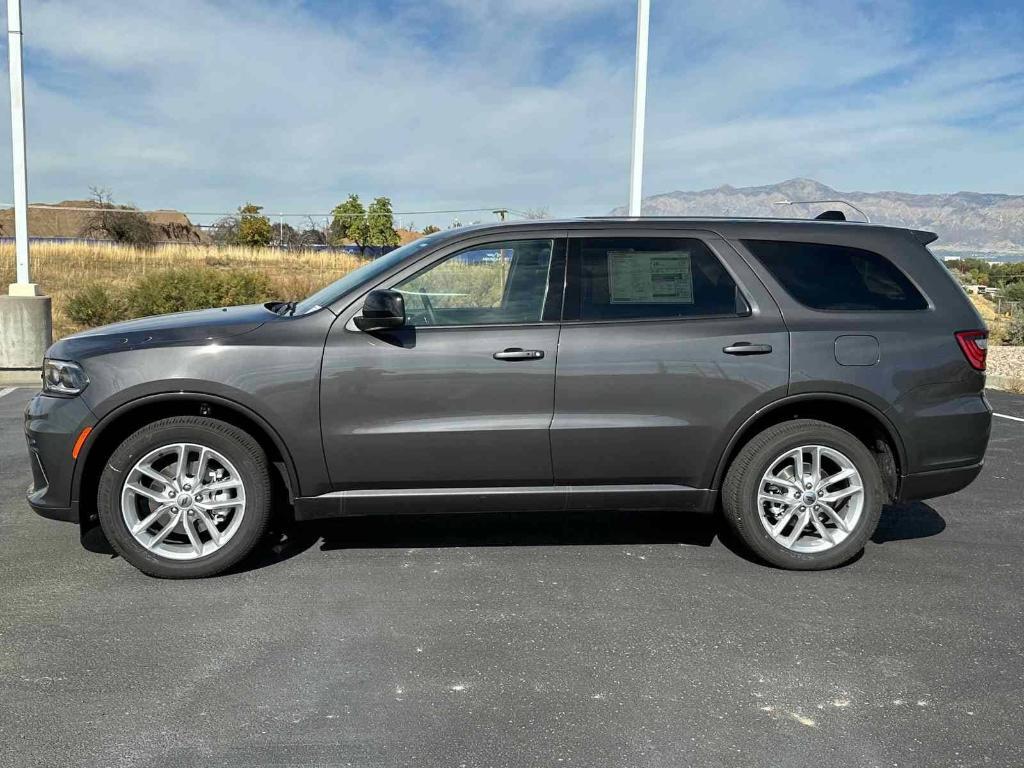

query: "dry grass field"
left=0, top=241, right=367, bottom=338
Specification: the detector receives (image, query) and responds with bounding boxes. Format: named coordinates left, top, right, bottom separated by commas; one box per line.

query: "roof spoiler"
left=911, top=230, right=938, bottom=245
left=814, top=210, right=846, bottom=221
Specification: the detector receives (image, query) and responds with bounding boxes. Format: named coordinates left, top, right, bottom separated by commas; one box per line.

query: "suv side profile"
left=25, top=218, right=992, bottom=577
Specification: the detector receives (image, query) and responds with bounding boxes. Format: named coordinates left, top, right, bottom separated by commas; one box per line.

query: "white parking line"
left=0, top=387, right=18, bottom=400
left=994, top=412, right=1024, bottom=423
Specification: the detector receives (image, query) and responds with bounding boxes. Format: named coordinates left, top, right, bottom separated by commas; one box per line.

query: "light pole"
left=627, top=0, right=650, bottom=216
left=1, top=0, right=51, bottom=374
left=7, top=0, right=34, bottom=294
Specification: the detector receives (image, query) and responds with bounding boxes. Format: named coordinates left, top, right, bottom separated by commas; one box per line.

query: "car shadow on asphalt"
left=314, top=508, right=720, bottom=551
left=242, top=500, right=945, bottom=572
left=871, top=501, right=946, bottom=543
left=79, top=501, right=947, bottom=574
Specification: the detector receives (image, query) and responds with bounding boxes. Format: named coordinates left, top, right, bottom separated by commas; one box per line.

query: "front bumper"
left=24, top=392, right=96, bottom=523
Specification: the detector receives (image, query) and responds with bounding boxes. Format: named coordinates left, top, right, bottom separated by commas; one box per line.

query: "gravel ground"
left=988, top=346, right=1024, bottom=390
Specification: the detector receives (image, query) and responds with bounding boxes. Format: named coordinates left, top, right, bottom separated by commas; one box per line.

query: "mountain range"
left=611, top=179, right=1024, bottom=258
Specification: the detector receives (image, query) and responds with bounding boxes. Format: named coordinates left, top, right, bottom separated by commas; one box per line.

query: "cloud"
left=0, top=0, right=1021, bottom=226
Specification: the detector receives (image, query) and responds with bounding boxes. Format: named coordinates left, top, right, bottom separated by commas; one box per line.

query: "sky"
left=0, top=0, right=1022, bottom=226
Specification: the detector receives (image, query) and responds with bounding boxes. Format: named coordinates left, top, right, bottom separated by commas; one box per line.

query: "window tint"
left=396, top=239, right=554, bottom=327
left=744, top=240, right=928, bottom=311
left=569, top=237, right=747, bottom=321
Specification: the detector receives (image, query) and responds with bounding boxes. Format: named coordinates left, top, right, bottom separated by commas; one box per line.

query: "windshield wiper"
left=269, top=300, right=299, bottom=316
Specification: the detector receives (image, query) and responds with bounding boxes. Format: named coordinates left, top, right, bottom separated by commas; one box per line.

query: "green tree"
left=330, top=194, right=369, bottom=251
left=235, top=203, right=273, bottom=247
left=367, top=196, right=400, bottom=250
left=421, top=224, right=441, bottom=235
left=1002, top=281, right=1024, bottom=303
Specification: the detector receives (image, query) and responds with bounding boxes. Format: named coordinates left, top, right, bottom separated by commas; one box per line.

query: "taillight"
left=955, top=330, right=987, bottom=371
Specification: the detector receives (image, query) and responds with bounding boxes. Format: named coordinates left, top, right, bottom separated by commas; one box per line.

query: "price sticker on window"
left=608, top=251, right=694, bottom=303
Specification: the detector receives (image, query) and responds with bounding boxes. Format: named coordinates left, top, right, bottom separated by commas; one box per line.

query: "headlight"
left=42, top=359, right=89, bottom=396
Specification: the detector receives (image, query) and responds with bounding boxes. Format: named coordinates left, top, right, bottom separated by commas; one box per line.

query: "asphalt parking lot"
left=1, top=387, right=1022, bottom=768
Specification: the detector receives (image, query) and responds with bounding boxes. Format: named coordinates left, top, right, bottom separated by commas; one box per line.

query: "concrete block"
left=0, top=294, right=52, bottom=369
left=9, top=282, right=42, bottom=297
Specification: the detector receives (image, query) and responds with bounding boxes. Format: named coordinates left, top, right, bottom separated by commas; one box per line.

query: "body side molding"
left=294, top=484, right=717, bottom=520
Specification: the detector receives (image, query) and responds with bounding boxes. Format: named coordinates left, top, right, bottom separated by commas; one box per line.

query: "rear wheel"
left=722, top=419, right=883, bottom=570
left=97, top=416, right=272, bottom=578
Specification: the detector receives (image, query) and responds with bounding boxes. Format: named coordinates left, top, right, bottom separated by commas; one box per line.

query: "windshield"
left=293, top=232, right=448, bottom=315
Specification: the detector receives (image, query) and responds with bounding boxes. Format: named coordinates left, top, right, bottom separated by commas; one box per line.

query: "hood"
left=48, top=303, right=276, bottom=360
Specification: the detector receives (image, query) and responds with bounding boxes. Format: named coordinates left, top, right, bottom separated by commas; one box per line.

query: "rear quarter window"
left=743, top=240, right=928, bottom=311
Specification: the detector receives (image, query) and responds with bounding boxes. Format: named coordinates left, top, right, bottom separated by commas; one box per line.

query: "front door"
left=550, top=231, right=790, bottom=493
left=320, top=235, right=566, bottom=490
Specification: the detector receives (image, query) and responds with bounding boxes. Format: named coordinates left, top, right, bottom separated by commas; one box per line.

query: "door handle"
left=493, top=347, right=545, bottom=361
left=723, top=342, right=773, bottom=355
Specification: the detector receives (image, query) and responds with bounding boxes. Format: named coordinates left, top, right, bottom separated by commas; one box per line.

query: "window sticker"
left=607, top=250, right=694, bottom=303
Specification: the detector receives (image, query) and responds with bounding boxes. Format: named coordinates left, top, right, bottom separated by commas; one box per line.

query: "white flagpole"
left=627, top=0, right=650, bottom=217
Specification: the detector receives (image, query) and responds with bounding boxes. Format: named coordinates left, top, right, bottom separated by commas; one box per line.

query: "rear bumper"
left=897, top=461, right=984, bottom=502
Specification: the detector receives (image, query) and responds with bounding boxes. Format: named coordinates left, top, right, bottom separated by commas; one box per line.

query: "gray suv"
left=25, top=217, right=992, bottom=577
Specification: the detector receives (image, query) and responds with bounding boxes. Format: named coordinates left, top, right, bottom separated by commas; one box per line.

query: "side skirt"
left=293, top=484, right=717, bottom=521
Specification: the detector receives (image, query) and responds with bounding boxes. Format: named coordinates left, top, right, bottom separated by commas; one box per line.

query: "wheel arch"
left=712, top=393, right=906, bottom=500
left=73, top=392, right=299, bottom=527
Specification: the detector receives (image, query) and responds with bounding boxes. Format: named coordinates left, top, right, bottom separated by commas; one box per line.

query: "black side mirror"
left=354, top=289, right=406, bottom=332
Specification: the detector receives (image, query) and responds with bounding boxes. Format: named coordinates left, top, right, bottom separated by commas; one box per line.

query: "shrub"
left=1005, top=311, right=1024, bottom=346
left=66, top=284, right=129, bottom=327
left=126, top=267, right=275, bottom=318
left=1003, top=281, right=1024, bottom=303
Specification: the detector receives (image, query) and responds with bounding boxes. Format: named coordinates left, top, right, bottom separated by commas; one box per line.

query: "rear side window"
left=743, top=240, right=928, bottom=311
left=568, top=237, right=748, bottom=321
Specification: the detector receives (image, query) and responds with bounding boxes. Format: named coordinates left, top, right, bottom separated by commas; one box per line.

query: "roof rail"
left=772, top=199, right=870, bottom=223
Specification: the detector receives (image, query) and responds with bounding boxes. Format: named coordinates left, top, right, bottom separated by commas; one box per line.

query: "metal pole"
left=627, top=0, right=650, bottom=217
left=7, top=0, right=30, bottom=287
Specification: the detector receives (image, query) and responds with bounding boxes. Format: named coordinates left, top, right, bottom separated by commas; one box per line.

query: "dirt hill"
left=0, top=200, right=207, bottom=243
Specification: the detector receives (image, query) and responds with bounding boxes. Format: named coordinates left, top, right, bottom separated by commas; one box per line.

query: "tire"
left=97, top=416, right=272, bottom=578
left=722, top=419, right=883, bottom=570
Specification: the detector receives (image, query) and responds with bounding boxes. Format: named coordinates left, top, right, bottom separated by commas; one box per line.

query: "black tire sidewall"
left=723, top=420, right=883, bottom=570
left=97, top=417, right=271, bottom=578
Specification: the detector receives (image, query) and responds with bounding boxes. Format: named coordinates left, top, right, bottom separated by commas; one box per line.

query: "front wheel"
left=722, top=419, right=884, bottom=570
left=97, top=416, right=272, bottom=578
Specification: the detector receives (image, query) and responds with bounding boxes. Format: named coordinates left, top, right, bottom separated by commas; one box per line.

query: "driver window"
left=396, top=239, right=554, bottom=327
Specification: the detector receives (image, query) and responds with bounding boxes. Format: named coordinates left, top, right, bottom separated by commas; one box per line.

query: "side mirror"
left=353, top=289, right=406, bottom=332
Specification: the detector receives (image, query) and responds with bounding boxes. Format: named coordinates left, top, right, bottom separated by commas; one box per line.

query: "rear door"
left=550, top=230, right=789, bottom=492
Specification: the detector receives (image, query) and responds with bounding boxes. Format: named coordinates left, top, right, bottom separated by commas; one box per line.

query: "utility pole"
left=628, top=0, right=650, bottom=217
left=2, top=0, right=51, bottom=374
left=492, top=209, right=508, bottom=221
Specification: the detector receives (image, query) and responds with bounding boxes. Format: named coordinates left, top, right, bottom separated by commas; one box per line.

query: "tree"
left=81, top=186, right=156, bottom=247
left=330, top=194, right=369, bottom=251
left=235, top=203, right=273, bottom=247
left=522, top=207, right=551, bottom=220
left=208, top=215, right=238, bottom=245
left=367, top=196, right=400, bottom=250
left=422, top=224, right=441, bottom=235
left=1002, top=281, right=1024, bottom=303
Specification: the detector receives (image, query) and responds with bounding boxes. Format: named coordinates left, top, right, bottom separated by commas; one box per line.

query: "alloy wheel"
left=757, top=444, right=865, bottom=553
left=120, top=442, right=247, bottom=560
